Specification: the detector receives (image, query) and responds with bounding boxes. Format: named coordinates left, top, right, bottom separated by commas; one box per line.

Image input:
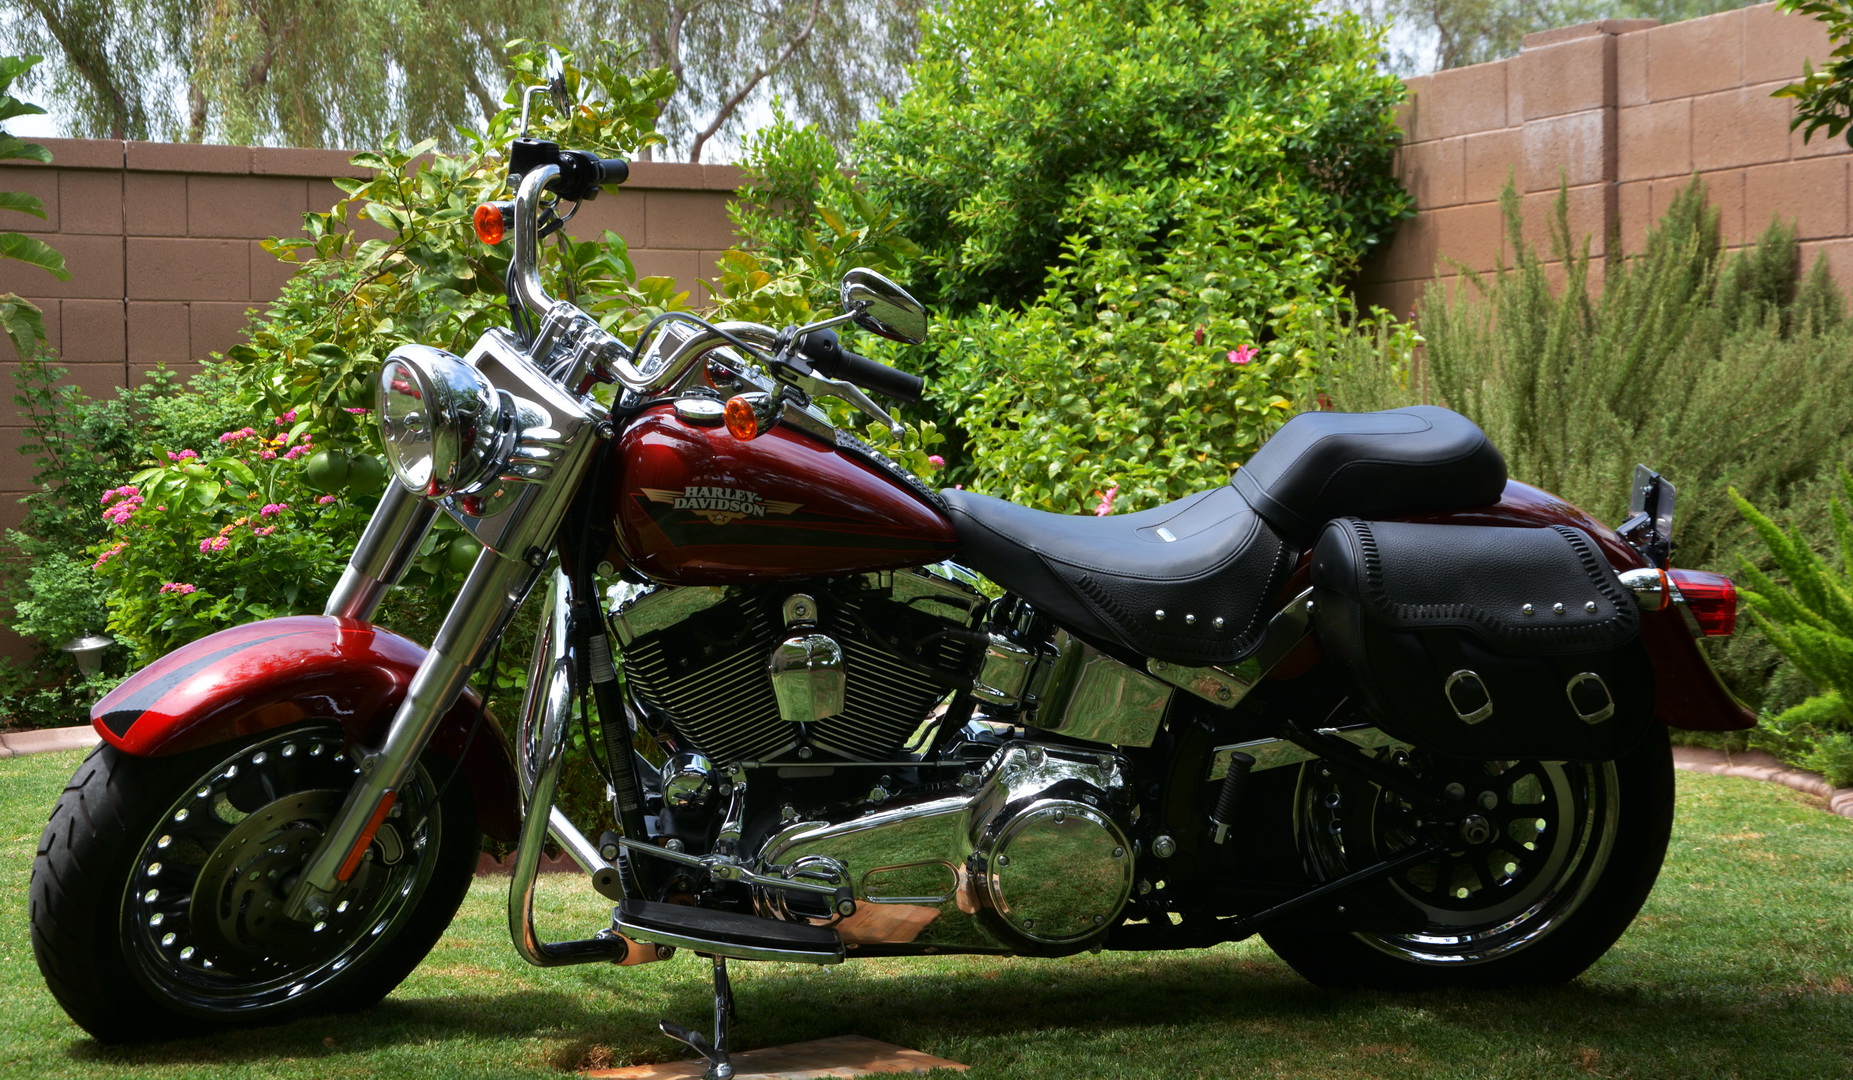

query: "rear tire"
left=30, top=725, right=478, bottom=1042
left=1261, top=724, right=1672, bottom=989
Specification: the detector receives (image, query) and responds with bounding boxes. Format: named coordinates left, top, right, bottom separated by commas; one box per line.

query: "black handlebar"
left=797, top=329, right=925, bottom=404
left=508, top=138, right=629, bottom=202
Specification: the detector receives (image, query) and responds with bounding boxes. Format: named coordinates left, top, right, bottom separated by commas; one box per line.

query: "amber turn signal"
left=473, top=203, right=507, bottom=245
left=724, top=395, right=760, bottom=440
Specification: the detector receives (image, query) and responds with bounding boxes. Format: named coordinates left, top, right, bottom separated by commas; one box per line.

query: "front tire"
left=30, top=725, right=478, bottom=1042
left=1261, top=724, right=1672, bottom=989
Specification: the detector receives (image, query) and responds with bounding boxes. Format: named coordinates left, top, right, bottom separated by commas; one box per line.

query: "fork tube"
left=288, top=544, right=541, bottom=920
left=324, top=480, right=439, bottom=621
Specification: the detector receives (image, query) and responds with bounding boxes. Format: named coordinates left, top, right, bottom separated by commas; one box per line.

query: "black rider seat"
left=941, top=406, right=1506, bottom=667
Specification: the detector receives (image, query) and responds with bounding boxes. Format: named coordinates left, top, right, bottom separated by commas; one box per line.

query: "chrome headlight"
left=377, top=345, right=513, bottom=497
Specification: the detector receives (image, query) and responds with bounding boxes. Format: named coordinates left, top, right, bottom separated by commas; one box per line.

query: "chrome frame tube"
left=505, top=572, right=629, bottom=965
left=511, top=570, right=612, bottom=878
left=288, top=544, right=542, bottom=920
left=323, top=480, right=439, bottom=621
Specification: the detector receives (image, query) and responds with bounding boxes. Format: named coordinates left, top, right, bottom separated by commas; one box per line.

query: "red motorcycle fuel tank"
left=604, top=404, right=957, bottom=584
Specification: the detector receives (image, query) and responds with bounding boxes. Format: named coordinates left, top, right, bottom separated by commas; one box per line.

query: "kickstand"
left=658, top=954, right=737, bottom=1080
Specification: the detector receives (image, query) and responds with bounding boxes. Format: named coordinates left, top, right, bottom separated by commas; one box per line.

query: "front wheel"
left=30, top=724, right=479, bottom=1042
left=1261, top=724, right=1672, bottom=989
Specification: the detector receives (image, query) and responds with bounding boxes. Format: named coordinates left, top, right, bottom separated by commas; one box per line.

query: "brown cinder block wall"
left=1357, top=2, right=1849, bottom=317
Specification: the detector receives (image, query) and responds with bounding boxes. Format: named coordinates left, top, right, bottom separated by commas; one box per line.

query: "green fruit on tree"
left=346, top=454, right=387, bottom=493
left=444, top=535, right=483, bottom=575
left=303, top=450, right=351, bottom=493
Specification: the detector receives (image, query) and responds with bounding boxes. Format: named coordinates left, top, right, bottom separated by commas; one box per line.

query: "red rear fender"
left=1398, top=481, right=1755, bottom=732
left=92, top=616, right=521, bottom=840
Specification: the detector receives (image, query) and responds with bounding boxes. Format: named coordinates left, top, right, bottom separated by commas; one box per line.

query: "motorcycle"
left=30, top=90, right=1750, bottom=1074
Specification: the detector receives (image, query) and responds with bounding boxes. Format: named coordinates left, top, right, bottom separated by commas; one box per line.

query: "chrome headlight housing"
left=377, top=344, right=514, bottom=497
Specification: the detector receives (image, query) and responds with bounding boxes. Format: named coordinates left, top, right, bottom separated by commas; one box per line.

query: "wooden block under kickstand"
left=583, top=1033, right=969, bottom=1079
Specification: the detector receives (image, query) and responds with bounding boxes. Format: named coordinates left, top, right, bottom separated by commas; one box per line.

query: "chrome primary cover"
left=755, top=742, right=1134, bottom=953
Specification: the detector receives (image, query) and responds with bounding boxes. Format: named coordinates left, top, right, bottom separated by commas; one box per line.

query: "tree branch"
left=22, top=0, right=141, bottom=139
left=686, top=0, right=820, bottom=163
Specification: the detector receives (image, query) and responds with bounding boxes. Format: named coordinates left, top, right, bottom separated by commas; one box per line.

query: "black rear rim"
left=121, top=726, right=444, bottom=1017
left=1300, top=748, right=1620, bottom=965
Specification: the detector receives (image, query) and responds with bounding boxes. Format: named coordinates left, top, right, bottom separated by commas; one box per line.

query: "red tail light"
left=1668, top=569, right=1737, bottom=637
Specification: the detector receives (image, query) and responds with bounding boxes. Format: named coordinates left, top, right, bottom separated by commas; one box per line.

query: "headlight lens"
left=377, top=345, right=510, bottom=497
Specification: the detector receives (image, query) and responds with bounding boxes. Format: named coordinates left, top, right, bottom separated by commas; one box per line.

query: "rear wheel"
left=1261, top=724, right=1671, bottom=989
left=30, top=725, right=478, bottom=1042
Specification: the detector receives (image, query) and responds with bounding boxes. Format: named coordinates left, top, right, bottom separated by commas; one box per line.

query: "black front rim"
left=121, top=727, right=443, bottom=1016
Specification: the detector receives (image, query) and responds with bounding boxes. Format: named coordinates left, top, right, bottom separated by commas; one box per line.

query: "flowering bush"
left=89, top=415, right=373, bottom=660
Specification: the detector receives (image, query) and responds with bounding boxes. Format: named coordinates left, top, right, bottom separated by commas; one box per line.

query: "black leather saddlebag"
left=1309, top=518, right=1654, bottom=761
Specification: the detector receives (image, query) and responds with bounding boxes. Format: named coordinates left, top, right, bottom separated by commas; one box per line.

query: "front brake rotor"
left=190, top=789, right=388, bottom=972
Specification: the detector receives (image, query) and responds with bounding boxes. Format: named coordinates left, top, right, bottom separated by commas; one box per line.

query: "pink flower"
left=93, top=541, right=127, bottom=570
left=274, top=410, right=297, bottom=425
left=253, top=526, right=276, bottom=536
left=283, top=444, right=311, bottom=460
left=158, top=582, right=196, bottom=595
left=166, top=449, right=198, bottom=462
left=927, top=455, right=945, bottom=470
left=218, top=427, right=257, bottom=443
left=199, top=536, right=229, bottom=553
left=259, top=450, right=277, bottom=460
left=1227, top=344, right=1258, bottom=366
left=1093, top=485, right=1119, bottom=517
left=101, top=487, right=144, bottom=525
left=317, top=494, right=339, bottom=505
left=344, top=407, right=371, bottom=415
left=260, top=502, right=288, bottom=517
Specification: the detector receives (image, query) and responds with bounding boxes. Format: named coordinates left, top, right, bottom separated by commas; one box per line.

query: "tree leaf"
left=0, top=231, right=70, bottom=280
left=0, top=191, right=47, bottom=219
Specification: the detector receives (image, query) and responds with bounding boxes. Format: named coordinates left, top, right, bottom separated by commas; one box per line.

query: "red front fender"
left=92, top=615, right=521, bottom=841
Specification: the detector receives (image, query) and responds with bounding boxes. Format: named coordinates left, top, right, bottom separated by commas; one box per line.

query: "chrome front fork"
left=289, top=531, right=544, bottom=921
left=323, top=481, right=438, bottom=622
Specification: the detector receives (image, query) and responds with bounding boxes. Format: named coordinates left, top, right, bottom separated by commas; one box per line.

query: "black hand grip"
left=798, top=329, right=924, bottom=404
left=545, top=149, right=628, bottom=201
left=595, top=157, right=629, bottom=185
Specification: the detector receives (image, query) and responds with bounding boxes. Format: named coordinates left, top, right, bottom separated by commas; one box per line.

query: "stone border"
left=1672, top=744, right=1853, bottom=818
left=0, top=724, right=99, bottom=758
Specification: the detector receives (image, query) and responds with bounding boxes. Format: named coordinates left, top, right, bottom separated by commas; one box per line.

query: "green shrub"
left=728, top=0, right=1413, bottom=514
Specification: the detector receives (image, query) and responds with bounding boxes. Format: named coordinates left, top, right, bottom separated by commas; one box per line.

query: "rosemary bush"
left=1733, top=472, right=1853, bottom=784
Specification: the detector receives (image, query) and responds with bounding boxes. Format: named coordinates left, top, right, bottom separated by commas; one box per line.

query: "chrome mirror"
left=840, top=268, right=927, bottom=345
left=544, top=48, right=570, bottom=116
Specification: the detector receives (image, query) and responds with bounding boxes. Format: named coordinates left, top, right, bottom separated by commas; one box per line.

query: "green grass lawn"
left=5, top=746, right=1853, bottom=1079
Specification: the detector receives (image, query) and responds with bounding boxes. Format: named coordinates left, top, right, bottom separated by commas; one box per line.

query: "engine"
left=609, top=565, right=989, bottom=765
left=755, top=740, right=1135, bottom=954
left=609, top=564, right=1151, bottom=955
